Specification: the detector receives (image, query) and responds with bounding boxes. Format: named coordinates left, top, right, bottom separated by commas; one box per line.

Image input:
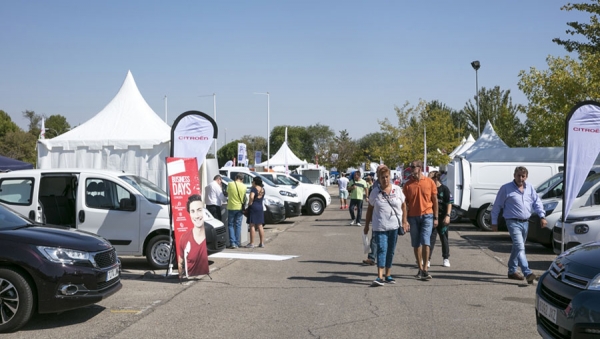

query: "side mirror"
left=119, top=198, right=136, bottom=211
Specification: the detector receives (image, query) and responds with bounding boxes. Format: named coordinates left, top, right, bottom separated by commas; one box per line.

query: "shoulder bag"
left=380, top=187, right=405, bottom=236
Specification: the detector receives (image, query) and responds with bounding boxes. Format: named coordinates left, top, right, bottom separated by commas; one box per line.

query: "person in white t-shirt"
left=337, top=173, right=350, bottom=209
left=205, top=175, right=227, bottom=221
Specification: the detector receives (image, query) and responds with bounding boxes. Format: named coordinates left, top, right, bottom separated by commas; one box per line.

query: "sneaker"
left=427, top=260, right=431, bottom=268
left=443, top=259, right=451, bottom=267
left=356, top=222, right=361, bottom=227
left=345, top=205, right=348, bottom=209
left=245, top=243, right=255, bottom=248
left=340, top=206, right=344, bottom=209
left=420, top=271, right=432, bottom=281
left=385, top=276, right=396, bottom=284
left=227, top=245, right=238, bottom=249
left=362, top=259, right=375, bottom=266
left=414, top=269, right=422, bottom=279
left=372, top=278, right=385, bottom=287
left=526, top=273, right=537, bottom=284
left=350, top=221, right=356, bottom=226
left=258, top=243, right=265, bottom=248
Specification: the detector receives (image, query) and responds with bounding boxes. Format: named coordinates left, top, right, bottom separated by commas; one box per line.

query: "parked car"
left=553, top=204, right=600, bottom=254
left=535, top=240, right=600, bottom=338
left=0, top=169, right=227, bottom=270
left=219, top=175, right=286, bottom=224
left=291, top=173, right=313, bottom=184
left=258, top=172, right=331, bottom=215
left=0, top=203, right=122, bottom=333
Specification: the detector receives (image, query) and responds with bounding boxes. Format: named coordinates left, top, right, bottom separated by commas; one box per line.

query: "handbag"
left=380, top=188, right=405, bottom=236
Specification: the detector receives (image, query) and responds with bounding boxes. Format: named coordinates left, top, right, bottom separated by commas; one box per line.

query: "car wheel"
left=307, top=197, right=324, bottom=215
left=477, top=205, right=493, bottom=231
left=0, top=268, right=34, bottom=333
left=146, top=235, right=172, bottom=269
left=449, top=209, right=460, bottom=223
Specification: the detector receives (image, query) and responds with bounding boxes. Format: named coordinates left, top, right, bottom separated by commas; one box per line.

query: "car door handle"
left=78, top=210, right=85, bottom=223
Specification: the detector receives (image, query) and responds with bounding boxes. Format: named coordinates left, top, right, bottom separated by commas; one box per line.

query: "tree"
left=22, top=110, right=42, bottom=137
left=238, top=135, right=267, bottom=165
left=356, top=132, right=387, bottom=167
left=44, top=115, right=71, bottom=138
left=332, top=130, right=357, bottom=173
left=217, top=140, right=240, bottom=168
left=463, top=87, right=528, bottom=147
left=518, top=53, right=600, bottom=146
left=553, top=1, right=600, bottom=55
left=270, top=126, right=314, bottom=162
left=0, top=110, right=21, bottom=139
left=306, top=123, right=335, bottom=168
left=0, top=130, right=37, bottom=164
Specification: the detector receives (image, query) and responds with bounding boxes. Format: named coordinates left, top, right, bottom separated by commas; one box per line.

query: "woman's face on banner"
left=189, top=201, right=204, bottom=228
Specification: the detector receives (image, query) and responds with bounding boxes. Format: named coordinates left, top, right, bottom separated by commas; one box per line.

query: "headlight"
left=543, top=201, right=558, bottom=214
left=264, top=196, right=284, bottom=206
left=589, top=273, right=600, bottom=291
left=574, top=224, right=589, bottom=234
left=37, top=246, right=90, bottom=265
left=279, top=190, right=297, bottom=197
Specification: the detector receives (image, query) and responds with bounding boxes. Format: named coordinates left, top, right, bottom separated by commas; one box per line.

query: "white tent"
left=462, top=120, right=508, bottom=158
left=454, top=134, right=476, bottom=156
left=256, top=142, right=307, bottom=167
left=448, top=137, right=466, bottom=158
left=37, top=71, right=171, bottom=189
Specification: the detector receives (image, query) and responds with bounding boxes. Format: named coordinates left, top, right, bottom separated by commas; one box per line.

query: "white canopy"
left=448, top=137, right=466, bottom=158
left=37, top=70, right=171, bottom=189
left=462, top=121, right=508, bottom=158
left=454, top=134, right=476, bottom=156
left=256, top=141, right=307, bottom=167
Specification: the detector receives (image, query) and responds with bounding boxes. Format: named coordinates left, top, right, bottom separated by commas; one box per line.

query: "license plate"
left=106, top=267, right=119, bottom=281
left=537, top=296, right=557, bottom=324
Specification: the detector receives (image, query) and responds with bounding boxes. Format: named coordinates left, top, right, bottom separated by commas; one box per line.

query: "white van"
left=0, top=169, right=228, bottom=269
left=219, top=167, right=302, bottom=218
left=257, top=172, right=331, bottom=215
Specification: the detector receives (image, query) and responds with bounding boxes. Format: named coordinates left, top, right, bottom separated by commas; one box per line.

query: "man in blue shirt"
left=491, top=166, right=547, bottom=284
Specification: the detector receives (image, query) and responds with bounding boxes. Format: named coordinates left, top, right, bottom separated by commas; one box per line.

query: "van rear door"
left=459, top=158, right=471, bottom=212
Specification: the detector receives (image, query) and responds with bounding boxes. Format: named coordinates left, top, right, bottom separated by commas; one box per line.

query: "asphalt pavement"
left=4, top=185, right=555, bottom=338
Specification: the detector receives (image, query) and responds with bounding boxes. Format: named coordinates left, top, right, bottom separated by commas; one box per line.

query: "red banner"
left=167, top=157, right=209, bottom=277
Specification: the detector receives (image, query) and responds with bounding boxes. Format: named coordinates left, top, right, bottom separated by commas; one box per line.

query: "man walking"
left=338, top=173, right=349, bottom=209
left=205, top=175, right=227, bottom=222
left=348, top=170, right=367, bottom=226
left=491, top=166, right=546, bottom=284
left=226, top=174, right=246, bottom=249
left=403, top=160, right=438, bottom=280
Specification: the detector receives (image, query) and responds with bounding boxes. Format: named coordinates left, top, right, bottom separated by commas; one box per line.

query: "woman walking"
left=364, top=165, right=409, bottom=286
left=428, top=171, right=452, bottom=267
left=246, top=176, right=266, bottom=248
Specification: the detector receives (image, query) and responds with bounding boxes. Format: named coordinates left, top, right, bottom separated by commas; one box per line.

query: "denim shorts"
left=408, top=214, right=434, bottom=248
left=339, top=189, right=349, bottom=199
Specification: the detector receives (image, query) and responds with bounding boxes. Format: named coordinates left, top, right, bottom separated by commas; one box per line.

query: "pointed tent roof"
left=462, top=121, right=508, bottom=158
left=454, top=134, right=476, bottom=156
left=39, top=70, right=171, bottom=150
left=256, top=142, right=307, bottom=167
left=448, top=137, right=466, bottom=158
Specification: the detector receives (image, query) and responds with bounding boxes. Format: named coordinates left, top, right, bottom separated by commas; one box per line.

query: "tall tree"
left=332, top=129, right=356, bottom=173
left=238, top=135, right=267, bottom=166
left=553, top=1, right=600, bottom=54
left=270, top=126, right=314, bottom=162
left=306, top=123, right=335, bottom=168
left=518, top=53, right=600, bottom=146
left=44, top=115, right=71, bottom=138
left=217, top=140, right=240, bottom=168
left=0, top=131, right=37, bottom=163
left=22, top=110, right=41, bottom=137
left=0, top=110, right=21, bottom=138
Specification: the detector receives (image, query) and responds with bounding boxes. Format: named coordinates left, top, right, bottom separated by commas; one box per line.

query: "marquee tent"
left=0, top=155, right=33, bottom=171
left=256, top=141, right=307, bottom=167
left=461, top=121, right=508, bottom=158
left=37, top=71, right=171, bottom=189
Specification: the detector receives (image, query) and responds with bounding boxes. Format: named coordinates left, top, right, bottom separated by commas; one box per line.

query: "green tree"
left=270, top=126, right=313, bottom=162
left=306, top=123, right=335, bottom=168
left=553, top=1, right=600, bottom=54
left=463, top=87, right=527, bottom=147
left=518, top=53, right=600, bottom=146
left=0, top=110, right=21, bottom=138
left=44, top=115, right=71, bottom=138
left=332, top=130, right=356, bottom=172
left=238, top=135, right=267, bottom=165
left=22, top=110, right=42, bottom=137
left=0, top=130, right=37, bottom=164
left=217, top=140, right=241, bottom=168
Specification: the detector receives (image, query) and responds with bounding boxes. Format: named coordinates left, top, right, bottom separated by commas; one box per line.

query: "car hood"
left=555, top=241, right=600, bottom=275
left=1, top=225, right=113, bottom=252
left=565, top=205, right=600, bottom=220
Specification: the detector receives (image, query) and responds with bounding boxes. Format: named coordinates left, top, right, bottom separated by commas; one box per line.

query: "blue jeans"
left=506, top=219, right=532, bottom=276
left=349, top=199, right=363, bottom=222
left=408, top=214, right=434, bottom=248
left=373, top=229, right=399, bottom=268
left=227, top=209, right=243, bottom=247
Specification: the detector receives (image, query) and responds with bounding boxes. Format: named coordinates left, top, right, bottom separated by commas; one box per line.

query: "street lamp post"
left=471, top=60, right=481, bottom=137
left=199, top=93, right=217, bottom=156
left=163, top=95, right=168, bottom=123
left=254, top=92, right=270, bottom=169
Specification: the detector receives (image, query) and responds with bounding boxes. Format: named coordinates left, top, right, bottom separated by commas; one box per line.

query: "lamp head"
left=471, top=60, right=480, bottom=70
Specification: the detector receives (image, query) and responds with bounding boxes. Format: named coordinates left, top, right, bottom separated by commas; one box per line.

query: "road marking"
left=210, top=252, right=298, bottom=261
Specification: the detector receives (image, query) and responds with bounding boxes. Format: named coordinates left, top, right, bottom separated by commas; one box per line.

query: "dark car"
left=536, top=241, right=600, bottom=338
left=0, top=203, right=121, bottom=333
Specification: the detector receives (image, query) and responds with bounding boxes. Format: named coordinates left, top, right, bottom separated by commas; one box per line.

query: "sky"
left=0, top=0, right=587, bottom=147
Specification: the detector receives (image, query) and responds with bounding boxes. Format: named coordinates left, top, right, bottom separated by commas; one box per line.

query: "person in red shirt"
left=178, top=194, right=209, bottom=278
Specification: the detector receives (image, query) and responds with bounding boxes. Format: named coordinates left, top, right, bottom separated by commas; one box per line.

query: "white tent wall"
left=37, top=70, right=171, bottom=189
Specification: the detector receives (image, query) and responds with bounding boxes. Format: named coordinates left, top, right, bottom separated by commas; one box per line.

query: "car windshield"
left=577, top=172, right=600, bottom=197
left=278, top=175, right=298, bottom=185
left=120, top=175, right=168, bottom=204
left=0, top=203, right=29, bottom=229
left=536, top=172, right=563, bottom=194
left=292, top=174, right=312, bottom=184
left=252, top=172, right=277, bottom=187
